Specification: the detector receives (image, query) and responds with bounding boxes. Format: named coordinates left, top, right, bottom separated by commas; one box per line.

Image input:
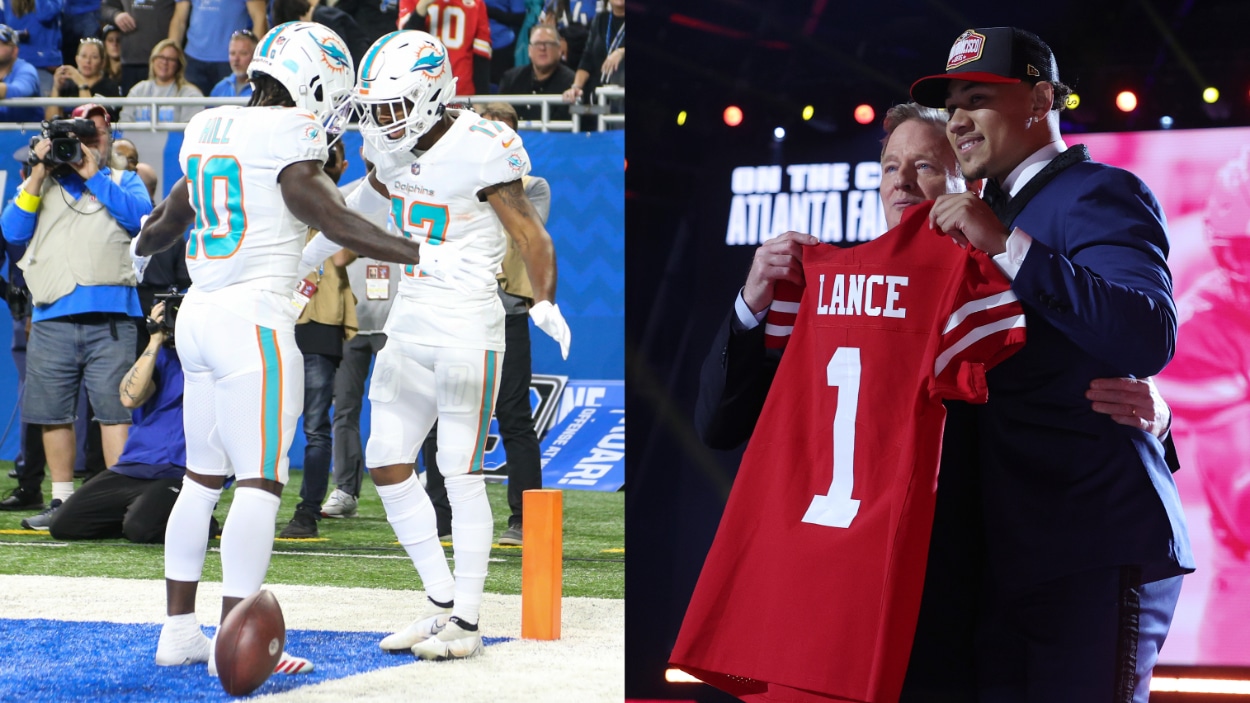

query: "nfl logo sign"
left=410, top=163, right=421, bottom=176
left=946, top=30, right=985, bottom=70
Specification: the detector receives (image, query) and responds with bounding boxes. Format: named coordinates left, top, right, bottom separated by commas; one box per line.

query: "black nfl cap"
left=910, top=27, right=1060, bottom=108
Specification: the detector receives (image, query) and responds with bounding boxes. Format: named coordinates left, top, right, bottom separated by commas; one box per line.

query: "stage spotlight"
left=724, top=106, right=743, bottom=127
left=1203, top=87, right=1220, bottom=103
left=774, top=126, right=786, bottom=141
left=677, top=110, right=687, bottom=126
left=854, top=104, right=875, bottom=125
left=1116, top=91, right=1138, bottom=112
left=1065, top=92, right=1080, bottom=110
left=802, top=105, right=815, bottom=121
left=1160, top=115, right=1174, bottom=129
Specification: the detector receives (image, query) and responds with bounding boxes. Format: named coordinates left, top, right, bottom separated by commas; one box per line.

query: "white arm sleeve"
left=344, top=176, right=393, bottom=229
left=299, top=232, right=342, bottom=275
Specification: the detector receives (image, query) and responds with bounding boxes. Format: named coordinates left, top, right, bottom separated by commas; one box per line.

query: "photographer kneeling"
left=0, top=103, right=153, bottom=530
left=49, top=297, right=210, bottom=543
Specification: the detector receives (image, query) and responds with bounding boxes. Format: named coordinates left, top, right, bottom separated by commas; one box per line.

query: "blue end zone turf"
left=0, top=618, right=511, bottom=700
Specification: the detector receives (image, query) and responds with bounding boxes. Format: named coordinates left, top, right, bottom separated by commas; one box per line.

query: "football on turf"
left=215, top=589, right=286, bottom=696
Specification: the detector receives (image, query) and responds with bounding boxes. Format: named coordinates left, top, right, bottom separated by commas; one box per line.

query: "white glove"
left=419, top=241, right=497, bottom=294
left=130, top=224, right=151, bottom=283
left=529, top=300, right=571, bottom=360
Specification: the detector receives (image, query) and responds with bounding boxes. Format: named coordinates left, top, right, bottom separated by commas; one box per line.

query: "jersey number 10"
left=802, top=347, right=863, bottom=529
left=186, top=154, right=245, bottom=259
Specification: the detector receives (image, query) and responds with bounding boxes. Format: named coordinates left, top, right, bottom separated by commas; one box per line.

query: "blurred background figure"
left=98, top=22, right=122, bottom=83
left=100, top=0, right=183, bottom=94
left=170, top=0, right=265, bottom=96
left=119, top=39, right=202, bottom=124
left=499, top=24, right=573, bottom=122
left=47, top=36, right=122, bottom=121
left=0, top=24, right=44, bottom=123
left=2, top=0, right=65, bottom=96
left=208, top=28, right=257, bottom=98
left=1157, top=145, right=1250, bottom=665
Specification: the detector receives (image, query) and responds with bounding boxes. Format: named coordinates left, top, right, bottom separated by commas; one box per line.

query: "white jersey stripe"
left=934, top=314, right=1026, bottom=377
left=764, top=323, right=794, bottom=338
left=942, top=290, right=1020, bottom=334
left=770, top=300, right=801, bottom=314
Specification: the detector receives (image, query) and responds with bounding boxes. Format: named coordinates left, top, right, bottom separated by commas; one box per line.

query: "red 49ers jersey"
left=398, top=0, right=491, bottom=95
left=670, top=203, right=1026, bottom=703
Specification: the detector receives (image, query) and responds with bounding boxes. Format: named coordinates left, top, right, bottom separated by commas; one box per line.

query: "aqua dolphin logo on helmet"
left=317, top=37, right=351, bottom=72
left=411, top=53, right=443, bottom=73
left=410, top=42, right=447, bottom=80
left=352, top=30, right=457, bottom=154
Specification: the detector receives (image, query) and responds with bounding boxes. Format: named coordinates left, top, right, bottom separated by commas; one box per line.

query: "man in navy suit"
left=912, top=27, right=1192, bottom=702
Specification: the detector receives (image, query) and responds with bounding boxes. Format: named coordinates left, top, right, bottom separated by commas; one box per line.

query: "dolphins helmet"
left=248, top=22, right=356, bottom=138
left=353, top=30, right=458, bottom=154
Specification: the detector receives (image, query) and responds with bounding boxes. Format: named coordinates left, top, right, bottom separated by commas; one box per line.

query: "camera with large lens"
left=27, top=117, right=99, bottom=168
left=148, top=290, right=185, bottom=342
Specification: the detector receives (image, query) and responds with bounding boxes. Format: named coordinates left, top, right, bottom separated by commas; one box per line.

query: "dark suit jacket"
left=975, top=158, right=1193, bottom=590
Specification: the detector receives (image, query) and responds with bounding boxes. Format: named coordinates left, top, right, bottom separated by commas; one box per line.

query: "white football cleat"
left=411, top=617, right=483, bottom=661
left=379, top=608, right=452, bottom=651
left=154, top=620, right=211, bottom=666
left=274, top=651, right=314, bottom=674
left=207, top=636, right=314, bottom=677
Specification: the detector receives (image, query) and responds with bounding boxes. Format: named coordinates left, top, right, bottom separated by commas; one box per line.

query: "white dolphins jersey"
left=180, top=105, right=329, bottom=328
left=370, top=109, right=532, bottom=351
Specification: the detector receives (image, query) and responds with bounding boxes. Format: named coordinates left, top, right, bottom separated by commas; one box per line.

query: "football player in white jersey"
left=333, top=29, right=569, bottom=660
left=135, top=22, right=427, bottom=675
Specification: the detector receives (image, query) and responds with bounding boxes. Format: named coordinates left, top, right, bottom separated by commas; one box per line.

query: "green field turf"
left=0, top=463, right=623, bottom=599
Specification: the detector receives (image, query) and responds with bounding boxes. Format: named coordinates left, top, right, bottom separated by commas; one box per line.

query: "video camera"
left=27, top=117, right=99, bottom=168
left=147, top=290, right=185, bottom=342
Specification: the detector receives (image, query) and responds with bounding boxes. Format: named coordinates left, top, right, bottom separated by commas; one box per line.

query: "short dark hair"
left=1011, top=30, right=1073, bottom=111
left=272, top=0, right=311, bottom=26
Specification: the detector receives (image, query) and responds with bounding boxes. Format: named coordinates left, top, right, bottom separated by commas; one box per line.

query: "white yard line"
left=0, top=575, right=624, bottom=703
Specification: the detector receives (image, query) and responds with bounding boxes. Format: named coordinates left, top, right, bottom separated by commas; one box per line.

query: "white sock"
left=445, top=473, right=492, bottom=626
left=376, top=474, right=455, bottom=605
left=220, top=487, right=281, bottom=599
left=164, top=478, right=222, bottom=582
left=52, top=482, right=74, bottom=504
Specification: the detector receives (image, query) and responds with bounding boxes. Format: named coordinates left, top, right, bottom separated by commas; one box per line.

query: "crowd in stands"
left=0, top=0, right=622, bottom=129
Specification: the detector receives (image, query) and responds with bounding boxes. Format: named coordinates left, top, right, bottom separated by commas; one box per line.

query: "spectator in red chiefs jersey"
left=692, top=100, right=1179, bottom=701
left=1154, top=146, right=1250, bottom=665
left=398, top=0, right=492, bottom=96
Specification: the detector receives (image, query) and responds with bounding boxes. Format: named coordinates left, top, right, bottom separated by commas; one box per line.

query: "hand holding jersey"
left=928, top=190, right=1012, bottom=254
left=741, top=230, right=820, bottom=315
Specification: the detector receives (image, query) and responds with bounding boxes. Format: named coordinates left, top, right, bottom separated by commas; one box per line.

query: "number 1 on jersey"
left=802, top=347, right=862, bottom=529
